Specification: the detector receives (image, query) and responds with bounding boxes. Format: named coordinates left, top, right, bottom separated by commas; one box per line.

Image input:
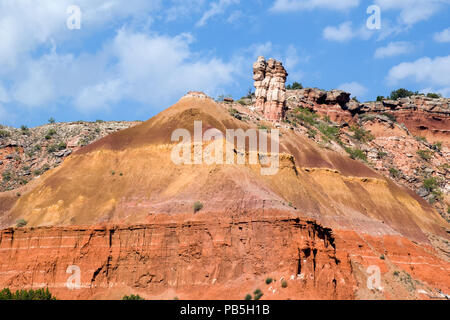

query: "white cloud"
left=165, top=0, right=206, bottom=22
left=0, top=2, right=246, bottom=113
left=323, top=22, right=354, bottom=42
left=387, top=55, right=450, bottom=89
left=337, top=82, right=368, bottom=97
left=196, top=0, right=240, bottom=27
left=434, top=27, right=450, bottom=43
left=12, top=66, right=56, bottom=107
left=374, top=0, right=450, bottom=26
left=271, top=0, right=360, bottom=12
left=227, top=10, right=244, bottom=24
left=0, top=0, right=160, bottom=70
left=374, top=41, right=414, bottom=58
left=71, top=29, right=239, bottom=112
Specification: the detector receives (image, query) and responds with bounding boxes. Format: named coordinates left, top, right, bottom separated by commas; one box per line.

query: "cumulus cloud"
left=434, top=27, right=450, bottom=43
left=196, top=0, right=240, bottom=27
left=338, top=82, right=368, bottom=97
left=0, top=1, right=247, bottom=115
left=0, top=0, right=160, bottom=70
left=271, top=0, right=360, bottom=12
left=322, top=21, right=376, bottom=42
left=25, top=29, right=236, bottom=113
left=323, top=22, right=354, bottom=42
left=374, top=0, right=450, bottom=26
left=387, top=55, right=450, bottom=89
left=374, top=42, right=414, bottom=58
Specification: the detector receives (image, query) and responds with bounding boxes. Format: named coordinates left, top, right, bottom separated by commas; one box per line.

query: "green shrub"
left=265, top=278, right=273, bottom=285
left=415, top=136, right=427, bottom=143
left=307, top=128, right=317, bottom=138
left=253, top=289, right=263, bottom=300
left=389, top=168, right=401, bottom=178
left=48, top=117, right=56, bottom=124
left=2, top=171, right=12, bottom=182
left=286, top=82, right=303, bottom=90
left=245, top=294, right=252, bottom=300
left=382, top=112, right=397, bottom=122
left=389, top=88, right=416, bottom=100
left=0, top=130, right=10, bottom=138
left=281, top=280, right=288, bottom=288
left=0, top=288, right=55, bottom=300
left=16, top=219, right=27, bottom=228
left=350, top=126, right=374, bottom=142
left=193, top=201, right=203, bottom=213
left=48, top=142, right=67, bottom=153
left=345, top=147, right=367, bottom=161
left=380, top=254, right=385, bottom=260
left=229, top=108, right=242, bottom=120
left=431, top=141, right=442, bottom=152
left=376, top=96, right=384, bottom=102
left=429, top=189, right=443, bottom=204
left=417, top=150, right=432, bottom=161
left=20, top=125, right=28, bottom=132
left=423, top=177, right=439, bottom=192
left=122, top=294, right=144, bottom=300
left=295, top=108, right=318, bottom=126
left=377, top=151, right=388, bottom=159
left=317, top=123, right=340, bottom=140
left=258, top=124, right=269, bottom=130
left=426, top=93, right=442, bottom=99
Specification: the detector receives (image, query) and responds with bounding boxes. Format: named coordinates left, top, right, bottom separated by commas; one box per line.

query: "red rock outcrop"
left=286, top=88, right=354, bottom=123
left=0, top=215, right=354, bottom=300
left=360, top=96, right=450, bottom=145
left=253, top=56, right=288, bottom=121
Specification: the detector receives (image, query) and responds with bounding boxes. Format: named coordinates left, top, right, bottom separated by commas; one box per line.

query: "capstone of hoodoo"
left=253, top=56, right=288, bottom=121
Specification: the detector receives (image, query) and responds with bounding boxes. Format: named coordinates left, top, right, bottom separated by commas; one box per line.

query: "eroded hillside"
left=0, top=92, right=448, bottom=300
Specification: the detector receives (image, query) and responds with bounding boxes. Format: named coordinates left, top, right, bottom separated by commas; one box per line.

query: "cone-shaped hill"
left=1, top=93, right=447, bottom=245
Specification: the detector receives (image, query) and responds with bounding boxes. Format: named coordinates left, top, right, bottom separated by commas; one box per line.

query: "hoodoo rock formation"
left=253, top=56, right=288, bottom=121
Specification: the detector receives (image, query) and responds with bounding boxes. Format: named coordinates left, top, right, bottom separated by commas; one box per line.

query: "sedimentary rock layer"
left=0, top=216, right=353, bottom=300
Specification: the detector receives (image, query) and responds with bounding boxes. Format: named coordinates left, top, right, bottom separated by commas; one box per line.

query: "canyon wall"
left=0, top=216, right=354, bottom=300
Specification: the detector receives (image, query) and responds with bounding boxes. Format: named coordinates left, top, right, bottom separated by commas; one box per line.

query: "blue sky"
left=0, top=0, right=449, bottom=127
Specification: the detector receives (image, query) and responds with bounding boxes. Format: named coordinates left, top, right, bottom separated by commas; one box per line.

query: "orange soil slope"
left=0, top=95, right=448, bottom=299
